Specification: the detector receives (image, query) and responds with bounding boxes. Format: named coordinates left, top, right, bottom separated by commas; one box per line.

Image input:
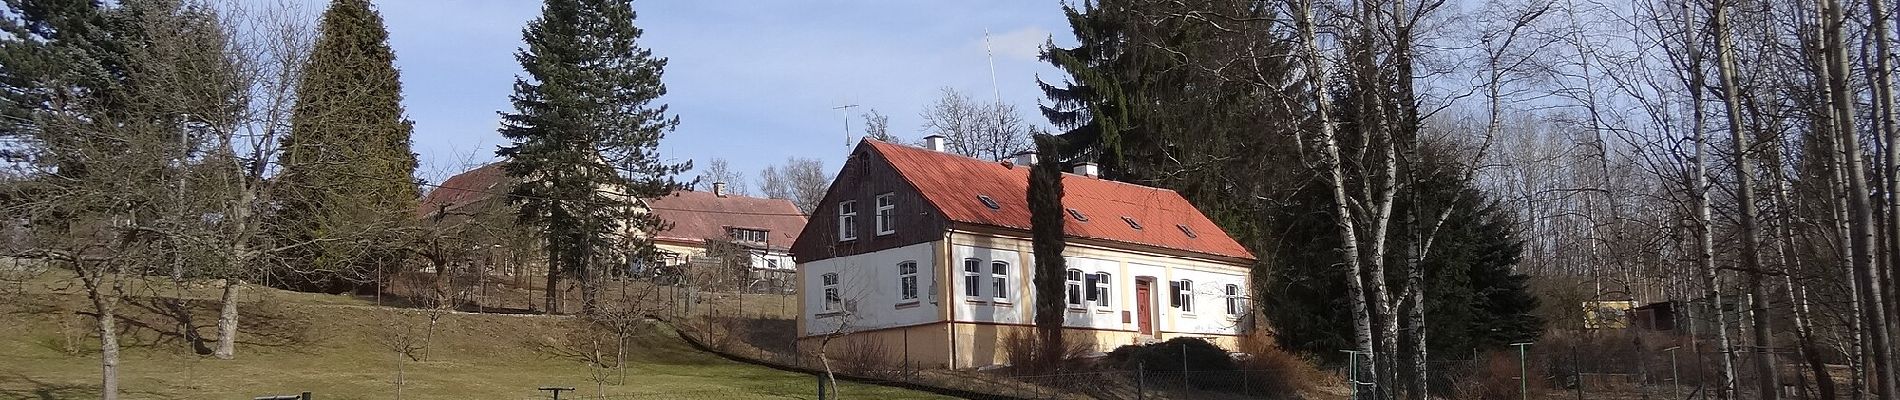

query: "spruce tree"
left=274, top=0, right=418, bottom=293
left=499, top=0, right=687, bottom=315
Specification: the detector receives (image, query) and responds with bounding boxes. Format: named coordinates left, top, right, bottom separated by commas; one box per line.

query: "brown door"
left=1136, top=280, right=1153, bottom=335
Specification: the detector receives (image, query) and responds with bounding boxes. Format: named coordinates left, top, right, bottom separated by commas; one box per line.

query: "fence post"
left=1181, top=342, right=1190, bottom=390
left=1138, top=362, right=1146, bottom=400
left=816, top=373, right=827, bottom=400
left=1666, top=346, right=1682, bottom=400
left=300, top=392, right=310, bottom=400
left=1512, top=342, right=1534, bottom=400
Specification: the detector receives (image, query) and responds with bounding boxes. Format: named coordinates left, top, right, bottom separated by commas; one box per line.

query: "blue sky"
left=364, top=1, right=1074, bottom=188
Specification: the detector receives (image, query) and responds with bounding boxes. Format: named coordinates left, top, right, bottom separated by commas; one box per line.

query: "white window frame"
left=821, top=273, right=841, bottom=312
left=963, top=258, right=982, bottom=298
left=1065, top=269, right=1084, bottom=309
left=875, top=193, right=896, bottom=235
left=838, top=201, right=858, bottom=241
left=1174, top=279, right=1195, bottom=314
left=991, top=261, right=1011, bottom=303
left=1090, top=272, right=1112, bottom=311
left=898, top=261, right=919, bottom=302
left=1224, top=284, right=1244, bottom=316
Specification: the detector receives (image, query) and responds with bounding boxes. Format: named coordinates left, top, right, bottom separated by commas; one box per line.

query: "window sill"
left=816, top=311, right=845, bottom=318
left=1066, top=306, right=1086, bottom=312
left=991, top=300, right=1014, bottom=306
left=1094, top=308, right=1114, bottom=314
left=838, top=238, right=857, bottom=242
left=895, top=301, right=920, bottom=309
left=876, top=231, right=895, bottom=236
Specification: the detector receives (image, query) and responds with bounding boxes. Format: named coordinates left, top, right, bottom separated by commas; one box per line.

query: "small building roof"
left=647, top=189, right=806, bottom=250
left=418, top=163, right=807, bottom=251
left=865, top=139, right=1255, bottom=261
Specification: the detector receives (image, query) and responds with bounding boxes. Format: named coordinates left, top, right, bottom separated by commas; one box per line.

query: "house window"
left=821, top=273, right=841, bottom=312
left=1177, top=224, right=1198, bottom=238
left=875, top=193, right=896, bottom=235
left=978, top=195, right=1001, bottom=210
left=838, top=201, right=858, bottom=241
left=1172, top=280, right=1195, bottom=313
left=1122, top=216, right=1143, bottom=230
left=728, top=227, right=768, bottom=243
left=991, top=261, right=1010, bottom=302
left=898, top=261, right=919, bottom=301
left=1067, top=208, right=1089, bottom=222
left=1065, top=269, right=1084, bottom=308
left=1225, top=284, right=1245, bottom=316
left=1090, top=273, right=1112, bottom=310
left=963, top=258, right=982, bottom=298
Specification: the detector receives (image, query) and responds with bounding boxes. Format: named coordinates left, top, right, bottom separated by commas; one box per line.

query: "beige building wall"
left=797, top=229, right=1251, bottom=370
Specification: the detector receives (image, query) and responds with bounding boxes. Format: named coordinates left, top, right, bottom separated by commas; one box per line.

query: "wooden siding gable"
left=790, top=140, right=951, bottom=263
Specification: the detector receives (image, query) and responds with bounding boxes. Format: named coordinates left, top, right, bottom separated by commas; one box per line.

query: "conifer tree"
left=1028, top=134, right=1067, bottom=371
left=498, top=0, right=687, bottom=315
left=273, top=0, right=418, bottom=294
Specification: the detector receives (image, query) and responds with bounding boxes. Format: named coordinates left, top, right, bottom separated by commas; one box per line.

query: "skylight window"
left=978, top=195, right=1001, bottom=210
left=1067, top=208, right=1089, bottom=222
left=1178, top=224, right=1198, bottom=238
left=1122, top=216, right=1142, bottom=230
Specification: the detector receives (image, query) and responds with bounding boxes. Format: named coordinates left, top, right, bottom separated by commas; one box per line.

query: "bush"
left=1105, top=337, right=1237, bottom=372
left=1237, top=331, right=1327, bottom=396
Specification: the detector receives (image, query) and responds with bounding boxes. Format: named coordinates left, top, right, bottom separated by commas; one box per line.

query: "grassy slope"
left=0, top=274, right=947, bottom=400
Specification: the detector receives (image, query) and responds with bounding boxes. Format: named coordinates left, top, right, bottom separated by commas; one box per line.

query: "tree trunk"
left=545, top=249, right=560, bottom=314
left=1294, top=1, right=1379, bottom=397
left=1710, top=1, right=1780, bottom=396
left=213, top=278, right=239, bottom=360
left=1683, top=3, right=1738, bottom=393
left=81, top=263, right=122, bottom=400
left=1822, top=0, right=1900, bottom=394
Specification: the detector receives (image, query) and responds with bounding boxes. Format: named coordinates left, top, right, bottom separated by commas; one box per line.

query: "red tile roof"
left=418, top=163, right=508, bottom=219
left=647, top=189, right=806, bottom=250
left=866, top=140, right=1255, bottom=261
left=419, top=163, right=806, bottom=250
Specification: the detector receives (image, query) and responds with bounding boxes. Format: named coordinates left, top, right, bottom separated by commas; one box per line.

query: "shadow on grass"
left=0, top=371, right=159, bottom=400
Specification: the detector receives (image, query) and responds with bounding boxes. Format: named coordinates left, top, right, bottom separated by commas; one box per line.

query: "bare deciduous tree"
left=919, top=87, right=1030, bottom=161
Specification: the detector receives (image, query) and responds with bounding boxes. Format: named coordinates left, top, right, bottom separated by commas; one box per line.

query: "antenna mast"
left=832, top=102, right=858, bottom=148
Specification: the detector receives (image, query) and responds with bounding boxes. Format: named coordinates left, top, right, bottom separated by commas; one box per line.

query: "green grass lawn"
left=0, top=275, right=949, bottom=400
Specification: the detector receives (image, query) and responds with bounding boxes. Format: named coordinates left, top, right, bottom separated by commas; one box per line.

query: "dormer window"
left=978, top=195, right=1001, bottom=210
left=1122, top=216, right=1143, bottom=230
left=1067, top=208, right=1089, bottom=222
left=838, top=201, right=858, bottom=241
left=728, top=227, right=768, bottom=243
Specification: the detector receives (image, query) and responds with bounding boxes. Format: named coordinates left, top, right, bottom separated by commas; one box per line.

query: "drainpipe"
left=947, top=230, right=958, bottom=369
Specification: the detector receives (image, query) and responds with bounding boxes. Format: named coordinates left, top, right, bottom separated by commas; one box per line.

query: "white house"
left=791, top=138, right=1257, bottom=369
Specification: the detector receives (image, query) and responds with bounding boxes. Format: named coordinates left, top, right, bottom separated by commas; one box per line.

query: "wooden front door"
left=1136, top=280, right=1153, bottom=335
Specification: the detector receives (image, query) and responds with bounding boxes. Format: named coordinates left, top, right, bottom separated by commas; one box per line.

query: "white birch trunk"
left=1709, top=1, right=1780, bottom=396
left=1293, top=1, right=1379, bottom=397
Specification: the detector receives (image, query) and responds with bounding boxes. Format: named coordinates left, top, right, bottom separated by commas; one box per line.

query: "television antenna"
left=832, top=102, right=858, bottom=148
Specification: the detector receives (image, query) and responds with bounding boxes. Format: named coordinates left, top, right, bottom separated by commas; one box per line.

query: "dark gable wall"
left=791, top=142, right=949, bottom=263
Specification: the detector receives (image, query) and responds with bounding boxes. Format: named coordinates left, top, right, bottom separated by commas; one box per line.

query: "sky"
left=359, top=1, right=1076, bottom=189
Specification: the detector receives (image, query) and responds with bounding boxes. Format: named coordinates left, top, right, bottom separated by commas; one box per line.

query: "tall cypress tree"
left=1028, top=133, right=1068, bottom=371
left=274, top=0, right=418, bottom=293
left=499, top=0, right=686, bottom=315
